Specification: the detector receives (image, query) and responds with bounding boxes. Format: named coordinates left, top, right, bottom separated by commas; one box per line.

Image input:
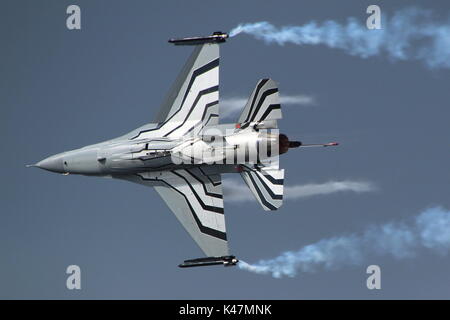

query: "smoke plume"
left=223, top=179, right=375, bottom=202
left=230, top=7, right=450, bottom=69
left=239, top=207, right=450, bottom=278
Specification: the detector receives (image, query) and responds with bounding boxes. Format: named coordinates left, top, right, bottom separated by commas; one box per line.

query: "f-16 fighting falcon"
left=29, top=32, right=338, bottom=268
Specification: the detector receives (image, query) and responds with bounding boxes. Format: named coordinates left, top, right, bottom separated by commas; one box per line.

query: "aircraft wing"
left=132, top=44, right=220, bottom=140
left=118, top=168, right=229, bottom=257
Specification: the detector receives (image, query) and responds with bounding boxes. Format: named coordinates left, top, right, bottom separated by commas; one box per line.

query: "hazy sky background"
left=1, top=0, right=449, bottom=299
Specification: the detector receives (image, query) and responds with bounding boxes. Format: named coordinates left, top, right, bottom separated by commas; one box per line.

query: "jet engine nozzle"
left=279, top=134, right=302, bottom=155
left=289, top=141, right=302, bottom=148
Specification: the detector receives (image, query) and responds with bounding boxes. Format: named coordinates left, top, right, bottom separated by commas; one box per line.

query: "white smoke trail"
left=284, top=181, right=375, bottom=199
left=229, top=7, right=450, bottom=69
left=221, top=94, right=315, bottom=119
left=223, top=179, right=375, bottom=202
left=239, top=207, right=450, bottom=278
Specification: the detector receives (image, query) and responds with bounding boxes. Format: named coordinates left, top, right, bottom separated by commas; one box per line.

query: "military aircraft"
left=29, top=32, right=338, bottom=268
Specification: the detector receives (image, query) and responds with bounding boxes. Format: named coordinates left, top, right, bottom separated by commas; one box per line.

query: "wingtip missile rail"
left=169, top=31, right=229, bottom=46
left=178, top=255, right=238, bottom=268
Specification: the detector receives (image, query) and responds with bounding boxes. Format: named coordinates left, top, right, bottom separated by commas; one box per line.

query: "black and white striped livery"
left=240, top=167, right=285, bottom=211
left=238, top=78, right=282, bottom=124
left=132, top=44, right=220, bottom=140
left=131, top=168, right=228, bottom=257
left=31, top=34, right=338, bottom=268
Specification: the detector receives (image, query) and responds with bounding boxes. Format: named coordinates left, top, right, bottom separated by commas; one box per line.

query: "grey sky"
left=1, top=0, right=449, bottom=299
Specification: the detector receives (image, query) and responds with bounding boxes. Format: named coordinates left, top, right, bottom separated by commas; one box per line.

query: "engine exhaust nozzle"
left=279, top=134, right=302, bottom=154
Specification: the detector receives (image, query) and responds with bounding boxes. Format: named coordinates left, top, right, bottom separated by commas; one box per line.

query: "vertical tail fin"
left=238, top=79, right=282, bottom=124
left=240, top=167, right=284, bottom=211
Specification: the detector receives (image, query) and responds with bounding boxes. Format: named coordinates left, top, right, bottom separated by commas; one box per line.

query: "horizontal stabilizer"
left=240, top=167, right=284, bottom=211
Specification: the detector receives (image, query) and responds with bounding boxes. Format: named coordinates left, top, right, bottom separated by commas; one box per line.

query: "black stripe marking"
left=131, top=58, right=219, bottom=139
left=137, top=155, right=170, bottom=162
left=259, top=104, right=281, bottom=122
left=249, top=88, right=278, bottom=123
left=260, top=170, right=284, bottom=185
left=164, top=86, right=219, bottom=137
left=185, top=169, right=223, bottom=199
left=182, top=100, right=219, bottom=135
left=172, top=171, right=224, bottom=214
left=256, top=139, right=261, bottom=163
left=244, top=79, right=269, bottom=123
left=245, top=172, right=277, bottom=210
left=136, top=174, right=226, bottom=240
left=180, top=59, right=219, bottom=111
left=200, top=100, right=219, bottom=123
left=252, top=171, right=283, bottom=200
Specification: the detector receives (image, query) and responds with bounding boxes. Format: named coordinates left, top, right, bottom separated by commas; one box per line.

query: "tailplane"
left=240, top=166, right=284, bottom=211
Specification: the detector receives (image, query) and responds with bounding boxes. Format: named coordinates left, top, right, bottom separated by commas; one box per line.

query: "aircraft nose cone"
left=36, top=154, right=65, bottom=173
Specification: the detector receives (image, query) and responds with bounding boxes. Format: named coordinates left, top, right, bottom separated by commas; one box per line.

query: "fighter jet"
left=29, top=32, right=338, bottom=268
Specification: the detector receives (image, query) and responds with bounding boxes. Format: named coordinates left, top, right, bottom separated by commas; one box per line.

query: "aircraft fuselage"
left=34, top=122, right=285, bottom=176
